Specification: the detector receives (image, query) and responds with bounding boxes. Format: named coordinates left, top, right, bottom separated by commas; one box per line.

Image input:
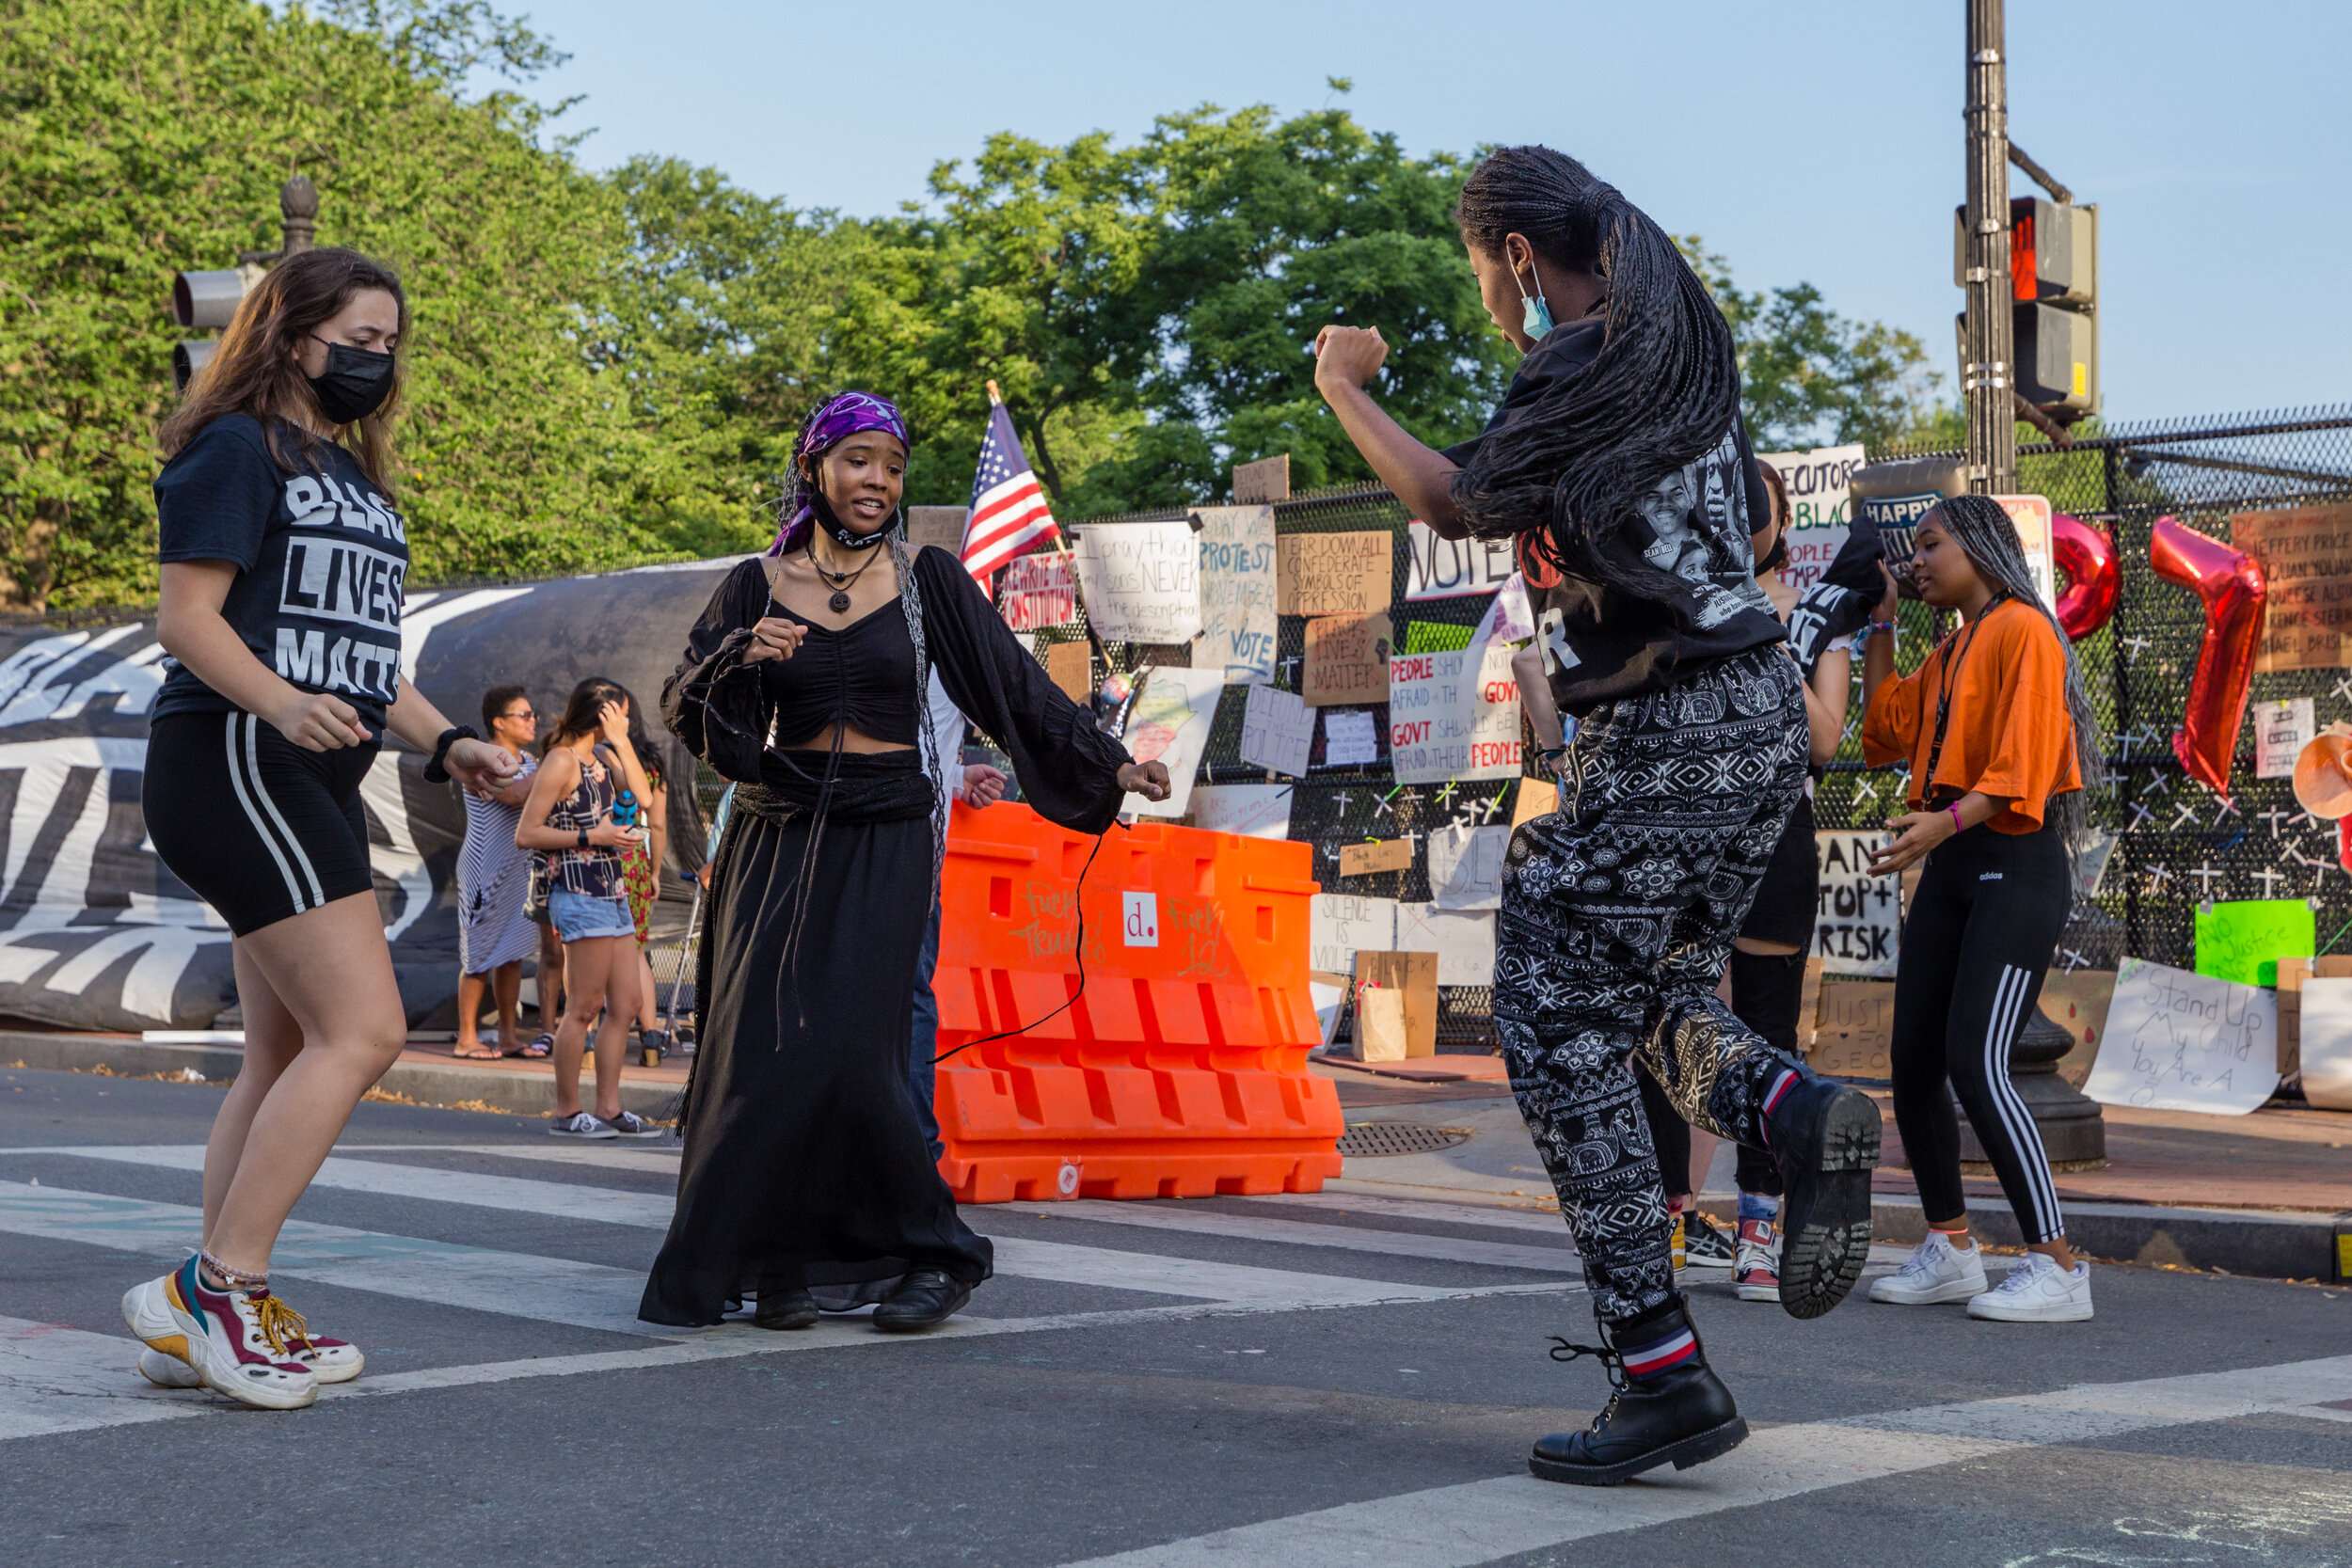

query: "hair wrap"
left=768, top=391, right=912, bottom=556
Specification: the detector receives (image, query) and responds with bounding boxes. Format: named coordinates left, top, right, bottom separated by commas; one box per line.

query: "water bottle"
left=613, top=789, right=639, bottom=830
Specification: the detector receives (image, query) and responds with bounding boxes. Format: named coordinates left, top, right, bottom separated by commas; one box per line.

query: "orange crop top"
left=1860, top=598, right=2082, bottom=833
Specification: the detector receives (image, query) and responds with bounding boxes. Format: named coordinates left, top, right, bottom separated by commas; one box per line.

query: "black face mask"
left=808, top=485, right=893, bottom=551
left=306, top=339, right=395, bottom=425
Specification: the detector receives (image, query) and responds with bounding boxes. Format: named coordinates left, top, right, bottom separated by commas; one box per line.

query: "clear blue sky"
left=505, top=0, right=2348, bottom=428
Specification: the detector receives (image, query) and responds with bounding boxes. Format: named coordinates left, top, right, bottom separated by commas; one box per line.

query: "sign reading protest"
left=1386, top=643, right=1520, bottom=786
left=996, top=552, right=1075, bottom=632
left=2084, top=956, right=2278, bottom=1116
left=1238, top=681, right=1313, bottom=777
left=1071, top=521, right=1200, bottom=642
left=1191, top=505, right=1277, bottom=683
left=1757, top=444, right=1864, bottom=591
left=1277, top=531, right=1391, bottom=616
left=2233, top=503, right=2352, bottom=672
left=1303, top=612, right=1391, bottom=705
left=1816, top=831, right=1900, bottom=978
left=1405, top=523, right=1516, bottom=602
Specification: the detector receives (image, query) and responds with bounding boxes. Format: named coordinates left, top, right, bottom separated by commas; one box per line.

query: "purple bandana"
left=768, top=391, right=912, bottom=555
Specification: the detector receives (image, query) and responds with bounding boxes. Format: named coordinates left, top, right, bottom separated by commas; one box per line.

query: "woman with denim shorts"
left=516, top=678, right=660, bottom=1137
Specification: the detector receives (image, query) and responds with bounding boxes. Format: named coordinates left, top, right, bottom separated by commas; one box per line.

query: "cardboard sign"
left=1186, top=784, right=1292, bottom=840
left=2084, top=957, right=2278, bottom=1115
left=2297, top=976, right=2352, bottom=1111
left=1072, top=521, right=1201, bottom=642
left=1120, top=666, right=1224, bottom=818
left=2193, top=898, right=2315, bottom=988
left=1339, top=837, right=1412, bottom=877
left=1426, top=822, right=1507, bottom=911
left=1405, top=522, right=1516, bottom=602
left=1311, top=894, right=1396, bottom=974
left=1191, top=505, right=1278, bottom=683
left=906, top=505, right=968, bottom=554
left=1278, top=531, right=1391, bottom=616
left=1232, top=453, right=1290, bottom=505
left=1395, top=902, right=1497, bottom=986
left=1303, top=612, right=1391, bottom=706
left=1809, top=979, right=1896, bottom=1081
left=2253, top=697, right=2317, bottom=780
left=2233, top=503, right=2352, bottom=672
left=1352, top=949, right=1437, bottom=1056
left=1816, top=831, right=1901, bottom=978
left=1238, top=682, right=1313, bottom=777
left=1992, top=495, right=2058, bottom=611
left=1386, top=641, right=1520, bottom=785
left=1757, top=444, right=1865, bottom=593
left=1322, top=707, right=1380, bottom=766
left=1045, top=639, right=1091, bottom=701
left=996, top=551, right=1076, bottom=631
left=1511, top=775, right=1559, bottom=832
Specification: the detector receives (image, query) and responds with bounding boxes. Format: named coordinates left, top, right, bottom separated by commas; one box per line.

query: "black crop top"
left=763, top=593, right=920, bottom=748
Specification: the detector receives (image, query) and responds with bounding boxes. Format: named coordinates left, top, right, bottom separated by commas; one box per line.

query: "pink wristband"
left=1947, top=802, right=1965, bottom=835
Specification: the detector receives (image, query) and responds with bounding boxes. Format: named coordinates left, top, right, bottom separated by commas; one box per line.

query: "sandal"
left=453, top=1043, right=505, bottom=1060
left=520, top=1033, right=554, bottom=1059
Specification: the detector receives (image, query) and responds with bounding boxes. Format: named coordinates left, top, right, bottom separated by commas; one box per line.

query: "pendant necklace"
left=808, top=535, right=881, bottom=614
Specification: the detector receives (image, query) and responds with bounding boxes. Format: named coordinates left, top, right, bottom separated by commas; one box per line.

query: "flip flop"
left=453, top=1044, right=505, bottom=1060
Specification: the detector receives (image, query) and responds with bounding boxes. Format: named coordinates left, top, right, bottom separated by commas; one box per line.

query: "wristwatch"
left=577, top=827, right=589, bottom=850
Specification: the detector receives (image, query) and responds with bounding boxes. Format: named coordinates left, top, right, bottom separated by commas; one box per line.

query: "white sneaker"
left=1967, top=1250, right=2093, bottom=1323
left=1867, top=1230, right=1988, bottom=1306
left=137, top=1347, right=201, bottom=1388
left=121, top=1259, right=318, bottom=1410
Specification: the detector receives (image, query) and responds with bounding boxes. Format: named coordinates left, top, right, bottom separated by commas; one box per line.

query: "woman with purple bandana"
left=643, top=392, right=1170, bottom=1332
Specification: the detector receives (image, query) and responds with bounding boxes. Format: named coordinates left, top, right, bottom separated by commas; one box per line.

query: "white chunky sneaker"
left=137, top=1347, right=201, bottom=1388
left=139, top=1299, right=361, bottom=1385
left=121, top=1258, right=318, bottom=1410
left=1967, top=1250, right=2093, bottom=1323
left=1867, top=1230, right=1988, bottom=1306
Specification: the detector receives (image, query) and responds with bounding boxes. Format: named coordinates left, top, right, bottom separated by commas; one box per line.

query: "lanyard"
left=1921, top=594, right=2009, bottom=798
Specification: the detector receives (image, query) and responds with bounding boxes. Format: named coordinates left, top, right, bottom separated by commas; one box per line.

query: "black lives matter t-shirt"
left=1444, top=316, right=1784, bottom=716
left=151, top=414, right=407, bottom=730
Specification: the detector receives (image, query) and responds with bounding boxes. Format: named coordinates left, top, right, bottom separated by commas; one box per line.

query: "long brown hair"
left=159, top=246, right=409, bottom=492
left=547, top=677, right=627, bottom=752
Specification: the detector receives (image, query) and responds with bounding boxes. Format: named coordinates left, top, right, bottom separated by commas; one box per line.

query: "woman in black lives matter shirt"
left=119, top=248, right=520, bottom=1412
left=1311, top=145, right=1882, bottom=1486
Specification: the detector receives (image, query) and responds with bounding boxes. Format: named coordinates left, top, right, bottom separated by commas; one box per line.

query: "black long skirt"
left=638, top=757, right=993, bottom=1326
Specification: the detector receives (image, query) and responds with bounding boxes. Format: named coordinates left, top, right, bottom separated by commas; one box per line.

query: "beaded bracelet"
left=1867, top=620, right=1897, bottom=638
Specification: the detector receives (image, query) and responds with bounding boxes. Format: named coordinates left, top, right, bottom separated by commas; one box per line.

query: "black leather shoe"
left=871, top=1269, right=971, bottom=1333
left=1766, top=1073, right=1883, bottom=1320
left=1530, top=1303, right=1747, bottom=1486
left=753, top=1288, right=818, bottom=1331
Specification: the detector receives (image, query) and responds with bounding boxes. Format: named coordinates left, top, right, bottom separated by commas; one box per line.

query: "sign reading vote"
left=1192, top=505, right=1278, bottom=683
left=1816, top=831, right=1900, bottom=978
left=1405, top=522, right=1516, bottom=602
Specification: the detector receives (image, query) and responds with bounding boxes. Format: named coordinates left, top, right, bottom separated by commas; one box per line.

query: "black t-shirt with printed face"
left=151, top=415, right=408, bottom=730
left=1443, top=316, right=1784, bottom=716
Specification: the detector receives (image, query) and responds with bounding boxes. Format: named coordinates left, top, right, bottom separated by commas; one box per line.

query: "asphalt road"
left=4, top=1065, right=2349, bottom=1568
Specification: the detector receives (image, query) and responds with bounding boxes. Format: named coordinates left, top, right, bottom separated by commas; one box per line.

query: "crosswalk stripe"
left=1011, top=1199, right=1581, bottom=1275
left=1051, top=1353, right=2352, bottom=1568
left=1269, top=1192, right=1574, bottom=1237
left=0, top=1318, right=203, bottom=1439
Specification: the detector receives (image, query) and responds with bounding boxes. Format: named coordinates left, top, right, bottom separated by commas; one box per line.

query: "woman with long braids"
left=643, top=392, right=1168, bottom=1333
left=1313, top=145, right=1882, bottom=1485
left=123, top=247, right=518, bottom=1407
left=1860, top=494, right=2101, bottom=1322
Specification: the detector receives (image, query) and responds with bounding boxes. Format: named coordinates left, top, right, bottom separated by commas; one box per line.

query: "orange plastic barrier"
left=931, top=800, right=1343, bottom=1202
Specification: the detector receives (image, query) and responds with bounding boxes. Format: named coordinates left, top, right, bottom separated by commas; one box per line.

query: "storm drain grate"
left=1336, top=1121, right=1472, bottom=1158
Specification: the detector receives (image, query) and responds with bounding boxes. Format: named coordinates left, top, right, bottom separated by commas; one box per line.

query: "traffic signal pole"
left=1962, top=0, right=2017, bottom=496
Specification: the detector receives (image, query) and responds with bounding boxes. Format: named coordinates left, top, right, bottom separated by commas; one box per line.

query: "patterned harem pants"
left=1495, top=646, right=1811, bottom=1324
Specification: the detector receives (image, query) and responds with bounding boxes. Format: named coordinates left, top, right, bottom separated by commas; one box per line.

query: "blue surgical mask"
left=1517, top=259, right=1554, bottom=340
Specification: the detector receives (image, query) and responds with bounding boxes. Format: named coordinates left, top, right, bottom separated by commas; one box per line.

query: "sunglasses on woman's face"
left=501, top=708, right=535, bottom=722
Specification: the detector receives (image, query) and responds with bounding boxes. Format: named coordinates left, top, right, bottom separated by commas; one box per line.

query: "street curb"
left=0, top=1032, right=682, bottom=1119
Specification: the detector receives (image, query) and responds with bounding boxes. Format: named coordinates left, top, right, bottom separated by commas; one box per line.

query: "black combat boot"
left=1763, top=1069, right=1883, bottom=1320
left=754, top=1287, right=818, bottom=1330
left=1529, top=1298, right=1747, bottom=1486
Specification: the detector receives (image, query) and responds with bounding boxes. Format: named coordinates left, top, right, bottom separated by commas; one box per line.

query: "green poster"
left=2193, top=899, right=2316, bottom=987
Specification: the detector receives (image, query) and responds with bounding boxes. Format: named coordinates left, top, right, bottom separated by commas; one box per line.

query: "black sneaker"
left=1529, top=1300, right=1747, bottom=1485
left=1681, top=1212, right=1738, bottom=1270
left=1765, top=1072, right=1882, bottom=1320
left=599, top=1110, right=664, bottom=1140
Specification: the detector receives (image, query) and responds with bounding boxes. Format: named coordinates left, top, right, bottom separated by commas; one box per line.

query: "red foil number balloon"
left=2050, top=513, right=2118, bottom=640
left=2148, top=515, right=2267, bottom=801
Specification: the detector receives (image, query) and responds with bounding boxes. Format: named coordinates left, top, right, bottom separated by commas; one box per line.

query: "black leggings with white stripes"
left=1888, top=817, right=2074, bottom=1243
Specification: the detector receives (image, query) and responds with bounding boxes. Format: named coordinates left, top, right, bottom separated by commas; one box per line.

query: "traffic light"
left=1954, top=195, right=2099, bottom=420
left=167, top=177, right=317, bottom=392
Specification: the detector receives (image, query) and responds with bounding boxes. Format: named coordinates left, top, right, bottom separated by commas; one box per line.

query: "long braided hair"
left=1450, top=146, right=1743, bottom=599
left=1927, top=493, right=2106, bottom=860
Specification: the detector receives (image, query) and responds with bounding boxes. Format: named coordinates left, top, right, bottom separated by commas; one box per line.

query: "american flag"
left=960, top=390, right=1059, bottom=582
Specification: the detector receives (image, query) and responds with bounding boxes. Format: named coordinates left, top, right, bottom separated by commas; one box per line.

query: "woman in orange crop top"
left=1857, top=494, right=2105, bottom=1323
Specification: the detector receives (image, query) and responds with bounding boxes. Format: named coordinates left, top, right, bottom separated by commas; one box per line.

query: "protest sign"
left=2298, top=977, right=2352, bottom=1111
left=1187, top=784, right=1293, bottom=839
left=1816, top=831, right=1900, bottom=978
left=1994, top=495, right=2058, bottom=610
left=1311, top=894, right=1396, bottom=974
left=1466, top=572, right=1535, bottom=651
left=2233, top=502, right=2352, bottom=672
left=1278, top=531, right=1391, bottom=616
left=1322, top=708, right=1380, bottom=766
left=1758, top=444, right=1864, bottom=591
left=1386, top=643, right=1521, bottom=785
left=1072, top=521, right=1200, bottom=642
left=1191, top=505, right=1277, bottom=683
left=1405, top=523, right=1516, bottom=602
left=1045, top=640, right=1091, bottom=701
left=2084, top=957, right=2278, bottom=1115
left=2194, top=898, right=2315, bottom=988
left=1395, top=902, right=1497, bottom=986
left=1303, top=612, right=1391, bottom=705
left=2253, top=697, right=2317, bottom=779
left=1426, top=822, right=1507, bottom=911
left=1339, top=838, right=1412, bottom=877
left=1120, top=666, right=1223, bottom=818
left=996, top=552, right=1076, bottom=631
left=1238, top=682, right=1312, bottom=776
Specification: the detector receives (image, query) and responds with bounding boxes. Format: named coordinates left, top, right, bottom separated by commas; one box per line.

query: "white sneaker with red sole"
left=1733, top=1216, right=1782, bottom=1303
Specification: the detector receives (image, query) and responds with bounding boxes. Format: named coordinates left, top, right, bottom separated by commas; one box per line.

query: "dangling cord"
left=930, top=828, right=1107, bottom=1065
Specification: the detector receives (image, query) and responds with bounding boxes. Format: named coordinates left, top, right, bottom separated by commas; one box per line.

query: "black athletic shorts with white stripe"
left=144, top=711, right=378, bottom=937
